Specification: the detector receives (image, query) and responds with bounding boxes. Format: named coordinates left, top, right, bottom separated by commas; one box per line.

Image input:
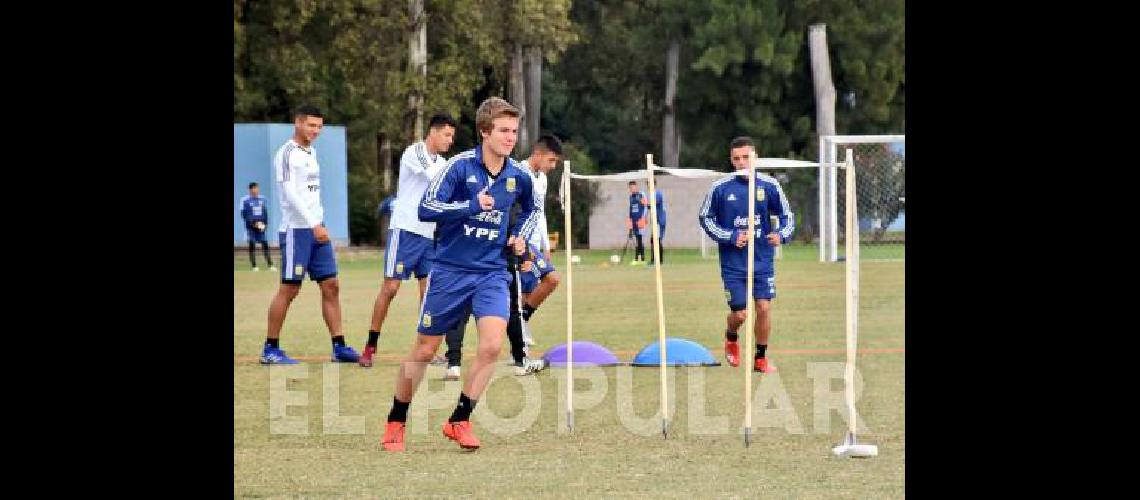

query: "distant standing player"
left=626, top=181, right=647, bottom=264
left=358, top=113, right=456, bottom=367
left=647, top=187, right=666, bottom=265
left=259, top=105, right=360, bottom=365
left=240, top=182, right=275, bottom=271
left=697, top=136, right=794, bottom=373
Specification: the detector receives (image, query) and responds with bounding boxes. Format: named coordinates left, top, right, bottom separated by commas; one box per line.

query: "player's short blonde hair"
left=475, top=97, right=520, bottom=135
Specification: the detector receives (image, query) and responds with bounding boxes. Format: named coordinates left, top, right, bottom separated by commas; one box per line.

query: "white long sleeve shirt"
left=274, top=139, right=323, bottom=231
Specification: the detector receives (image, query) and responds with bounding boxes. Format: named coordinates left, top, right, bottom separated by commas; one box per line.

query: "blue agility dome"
left=631, top=337, right=721, bottom=367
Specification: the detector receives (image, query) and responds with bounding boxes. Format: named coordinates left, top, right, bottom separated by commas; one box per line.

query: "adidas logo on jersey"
left=466, top=175, right=479, bottom=184
left=727, top=194, right=737, bottom=201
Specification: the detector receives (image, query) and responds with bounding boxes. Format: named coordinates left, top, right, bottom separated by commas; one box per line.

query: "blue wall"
left=234, top=124, right=349, bottom=246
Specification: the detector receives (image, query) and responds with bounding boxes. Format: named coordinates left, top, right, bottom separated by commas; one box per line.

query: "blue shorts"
left=246, top=227, right=268, bottom=244
left=383, top=229, right=434, bottom=280
left=723, top=271, right=776, bottom=311
left=279, top=227, right=338, bottom=284
left=417, top=268, right=512, bottom=335
left=520, top=253, right=556, bottom=294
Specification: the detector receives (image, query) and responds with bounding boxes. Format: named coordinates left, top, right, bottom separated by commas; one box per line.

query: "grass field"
left=234, top=243, right=904, bottom=498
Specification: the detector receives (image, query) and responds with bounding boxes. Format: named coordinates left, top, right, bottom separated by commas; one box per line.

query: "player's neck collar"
left=476, top=144, right=509, bottom=179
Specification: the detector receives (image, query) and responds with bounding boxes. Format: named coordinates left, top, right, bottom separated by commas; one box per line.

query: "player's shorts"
left=519, top=252, right=556, bottom=294
left=723, top=269, right=776, bottom=311
left=383, top=228, right=434, bottom=280
left=417, top=267, right=512, bottom=335
left=246, top=227, right=268, bottom=244
left=279, top=226, right=338, bottom=284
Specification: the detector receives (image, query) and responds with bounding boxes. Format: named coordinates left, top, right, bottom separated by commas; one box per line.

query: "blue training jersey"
left=653, top=189, right=666, bottom=227
left=419, top=146, right=540, bottom=273
left=698, top=171, right=795, bottom=278
left=629, top=192, right=647, bottom=223
left=240, top=195, right=268, bottom=228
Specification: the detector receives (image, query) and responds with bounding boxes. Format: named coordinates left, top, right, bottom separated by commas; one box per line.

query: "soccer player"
left=647, top=187, right=666, bottom=265
left=697, top=136, right=794, bottom=373
left=240, top=182, right=275, bottom=271
left=381, top=97, right=539, bottom=451
left=359, top=113, right=456, bottom=367
left=627, top=181, right=648, bottom=264
left=441, top=135, right=562, bottom=379
left=514, top=135, right=562, bottom=339
left=260, top=105, right=360, bottom=365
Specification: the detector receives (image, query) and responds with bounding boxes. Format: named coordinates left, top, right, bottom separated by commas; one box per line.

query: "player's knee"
left=279, top=284, right=301, bottom=301
left=412, top=342, right=437, bottom=362
left=755, top=300, right=771, bottom=314
left=381, top=279, right=401, bottom=298
left=545, top=271, right=561, bottom=287
left=731, top=310, right=747, bottom=323
left=320, top=278, right=340, bottom=296
left=477, top=336, right=503, bottom=358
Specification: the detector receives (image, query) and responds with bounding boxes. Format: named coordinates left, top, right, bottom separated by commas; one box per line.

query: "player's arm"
left=766, top=181, right=795, bottom=244
left=240, top=199, right=252, bottom=226
left=406, top=143, right=442, bottom=180
left=277, top=153, right=321, bottom=229
left=512, top=174, right=541, bottom=247
left=419, top=159, right=478, bottom=222
left=698, top=185, right=738, bottom=244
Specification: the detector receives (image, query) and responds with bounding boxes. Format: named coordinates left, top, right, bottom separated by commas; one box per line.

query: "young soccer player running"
left=381, top=97, right=540, bottom=451
left=697, top=136, right=794, bottom=373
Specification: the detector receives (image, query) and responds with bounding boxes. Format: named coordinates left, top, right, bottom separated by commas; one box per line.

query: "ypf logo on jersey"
left=506, top=177, right=517, bottom=193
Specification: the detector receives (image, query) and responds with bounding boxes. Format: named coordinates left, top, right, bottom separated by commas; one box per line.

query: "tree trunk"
left=510, top=42, right=527, bottom=151
left=408, top=0, right=427, bottom=142
left=662, top=38, right=680, bottom=169
left=524, top=45, right=543, bottom=153
left=379, top=133, right=394, bottom=192
left=809, top=24, right=837, bottom=250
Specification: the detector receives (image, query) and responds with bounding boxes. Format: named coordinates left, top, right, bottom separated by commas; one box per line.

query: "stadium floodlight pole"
left=645, top=153, right=669, bottom=438
left=833, top=148, right=878, bottom=458
left=563, top=160, right=575, bottom=433
left=744, top=153, right=757, bottom=448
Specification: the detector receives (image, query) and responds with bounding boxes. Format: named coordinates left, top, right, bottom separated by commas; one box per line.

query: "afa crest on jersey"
left=396, top=262, right=405, bottom=274
left=422, top=313, right=432, bottom=328
left=756, top=188, right=765, bottom=202
left=295, top=265, right=304, bottom=276
left=506, top=177, right=517, bottom=193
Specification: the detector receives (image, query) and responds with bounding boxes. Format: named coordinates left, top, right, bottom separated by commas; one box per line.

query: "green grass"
left=234, top=244, right=904, bottom=498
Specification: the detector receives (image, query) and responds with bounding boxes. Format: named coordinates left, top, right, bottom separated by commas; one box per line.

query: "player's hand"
left=313, top=224, right=330, bottom=243
left=507, top=235, right=525, bottom=255
left=636, top=218, right=647, bottom=230
left=520, top=260, right=534, bottom=272
left=477, top=186, right=494, bottom=211
left=766, top=233, right=781, bottom=246
left=255, top=221, right=266, bottom=231
left=735, top=229, right=751, bottom=248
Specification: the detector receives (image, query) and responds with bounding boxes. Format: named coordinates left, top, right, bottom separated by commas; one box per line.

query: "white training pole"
left=563, top=160, right=574, bottom=432
left=646, top=154, right=669, bottom=438
left=744, top=154, right=757, bottom=447
left=843, top=148, right=858, bottom=436
left=833, top=148, right=877, bottom=458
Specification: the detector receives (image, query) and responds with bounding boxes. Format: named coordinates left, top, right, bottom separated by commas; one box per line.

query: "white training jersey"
left=389, top=141, right=448, bottom=239
left=518, top=160, right=550, bottom=253
left=274, top=139, right=324, bottom=231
